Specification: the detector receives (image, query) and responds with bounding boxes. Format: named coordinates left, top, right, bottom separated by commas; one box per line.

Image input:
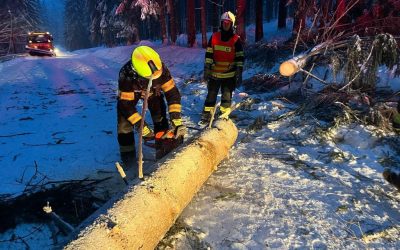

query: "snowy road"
left=1, top=44, right=400, bottom=249
left=0, top=49, right=126, bottom=197
left=0, top=44, right=205, bottom=197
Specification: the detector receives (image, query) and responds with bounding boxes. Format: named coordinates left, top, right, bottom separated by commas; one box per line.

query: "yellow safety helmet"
left=221, top=11, right=236, bottom=25
left=131, top=46, right=163, bottom=79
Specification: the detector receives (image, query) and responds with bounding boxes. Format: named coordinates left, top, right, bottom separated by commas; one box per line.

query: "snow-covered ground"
left=163, top=110, right=400, bottom=249
left=1, top=20, right=400, bottom=249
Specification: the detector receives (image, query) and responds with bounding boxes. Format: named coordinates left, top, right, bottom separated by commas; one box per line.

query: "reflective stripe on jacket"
left=210, top=32, right=239, bottom=78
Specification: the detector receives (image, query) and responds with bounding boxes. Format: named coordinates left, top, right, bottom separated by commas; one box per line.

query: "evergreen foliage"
left=345, top=35, right=363, bottom=89
left=86, top=0, right=122, bottom=47
left=40, top=0, right=65, bottom=46
left=364, top=34, right=398, bottom=88
left=64, top=0, right=91, bottom=50
left=0, top=0, right=44, bottom=54
left=345, top=34, right=399, bottom=91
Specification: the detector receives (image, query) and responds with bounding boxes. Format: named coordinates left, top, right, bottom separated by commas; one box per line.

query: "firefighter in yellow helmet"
left=200, top=11, right=244, bottom=125
left=117, top=46, right=186, bottom=167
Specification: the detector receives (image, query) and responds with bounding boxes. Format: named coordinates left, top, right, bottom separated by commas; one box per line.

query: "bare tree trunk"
left=275, top=0, right=279, bottom=19
left=255, top=0, right=263, bottom=42
left=187, top=0, right=196, bottom=47
left=236, top=0, right=247, bottom=43
left=292, top=0, right=306, bottom=35
left=167, top=0, right=177, bottom=44
left=278, top=0, right=287, bottom=29
left=11, top=34, right=16, bottom=54
left=245, top=0, right=254, bottom=26
left=176, top=0, right=182, bottom=35
left=266, top=0, right=274, bottom=22
left=10, top=13, right=16, bottom=54
left=213, top=0, right=220, bottom=32
left=200, top=0, right=207, bottom=48
left=319, top=0, right=333, bottom=29
left=158, top=0, right=168, bottom=44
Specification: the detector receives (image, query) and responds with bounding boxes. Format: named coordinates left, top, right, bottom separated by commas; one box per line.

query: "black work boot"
left=198, top=111, right=212, bottom=127
left=383, top=168, right=400, bottom=191
left=120, top=151, right=136, bottom=169
left=155, top=136, right=183, bottom=160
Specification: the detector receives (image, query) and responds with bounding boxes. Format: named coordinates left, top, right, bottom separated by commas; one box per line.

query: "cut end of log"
left=279, top=59, right=299, bottom=77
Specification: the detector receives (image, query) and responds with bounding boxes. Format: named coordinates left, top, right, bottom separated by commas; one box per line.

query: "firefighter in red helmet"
left=200, top=11, right=244, bottom=125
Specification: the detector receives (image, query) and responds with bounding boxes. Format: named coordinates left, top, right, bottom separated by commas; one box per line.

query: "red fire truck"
left=25, top=32, right=56, bottom=56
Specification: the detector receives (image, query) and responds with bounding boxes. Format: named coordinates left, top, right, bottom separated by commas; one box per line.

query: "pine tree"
left=86, top=0, right=102, bottom=46
left=114, top=0, right=160, bottom=44
left=278, top=0, right=286, bottom=29
left=212, top=0, right=220, bottom=32
left=236, top=0, right=246, bottom=43
left=0, top=0, right=43, bottom=54
left=255, top=0, right=263, bottom=42
left=293, top=0, right=306, bottom=35
left=115, top=0, right=141, bottom=44
left=157, top=0, right=168, bottom=44
left=41, top=0, right=65, bottom=46
left=64, top=0, right=91, bottom=50
left=265, top=0, right=273, bottom=22
left=187, top=0, right=196, bottom=47
left=200, top=0, right=207, bottom=48
left=167, top=0, right=177, bottom=43
left=17, top=0, right=42, bottom=28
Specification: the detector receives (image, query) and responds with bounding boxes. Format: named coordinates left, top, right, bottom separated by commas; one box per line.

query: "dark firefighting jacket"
left=117, top=60, right=182, bottom=125
left=205, top=29, right=244, bottom=79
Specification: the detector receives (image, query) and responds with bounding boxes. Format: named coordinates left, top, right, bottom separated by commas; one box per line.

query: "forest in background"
left=0, top=0, right=399, bottom=54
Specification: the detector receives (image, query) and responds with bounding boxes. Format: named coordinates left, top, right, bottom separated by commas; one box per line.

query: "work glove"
left=235, top=67, right=243, bottom=87
left=174, top=125, right=187, bottom=139
left=139, top=123, right=155, bottom=141
left=203, top=64, right=211, bottom=82
left=171, top=118, right=187, bottom=139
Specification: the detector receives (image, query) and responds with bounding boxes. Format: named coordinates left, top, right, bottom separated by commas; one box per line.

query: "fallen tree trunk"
left=279, top=41, right=348, bottom=77
left=64, top=119, right=238, bottom=250
left=279, top=35, right=400, bottom=78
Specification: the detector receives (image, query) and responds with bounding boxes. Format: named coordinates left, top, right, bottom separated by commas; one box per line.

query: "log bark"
left=64, top=119, right=238, bottom=250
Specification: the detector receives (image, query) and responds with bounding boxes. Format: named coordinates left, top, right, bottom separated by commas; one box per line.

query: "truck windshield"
left=29, top=35, right=52, bottom=43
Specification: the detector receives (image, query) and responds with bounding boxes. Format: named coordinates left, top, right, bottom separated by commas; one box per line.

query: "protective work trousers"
left=203, top=77, right=235, bottom=112
left=117, top=93, right=169, bottom=156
